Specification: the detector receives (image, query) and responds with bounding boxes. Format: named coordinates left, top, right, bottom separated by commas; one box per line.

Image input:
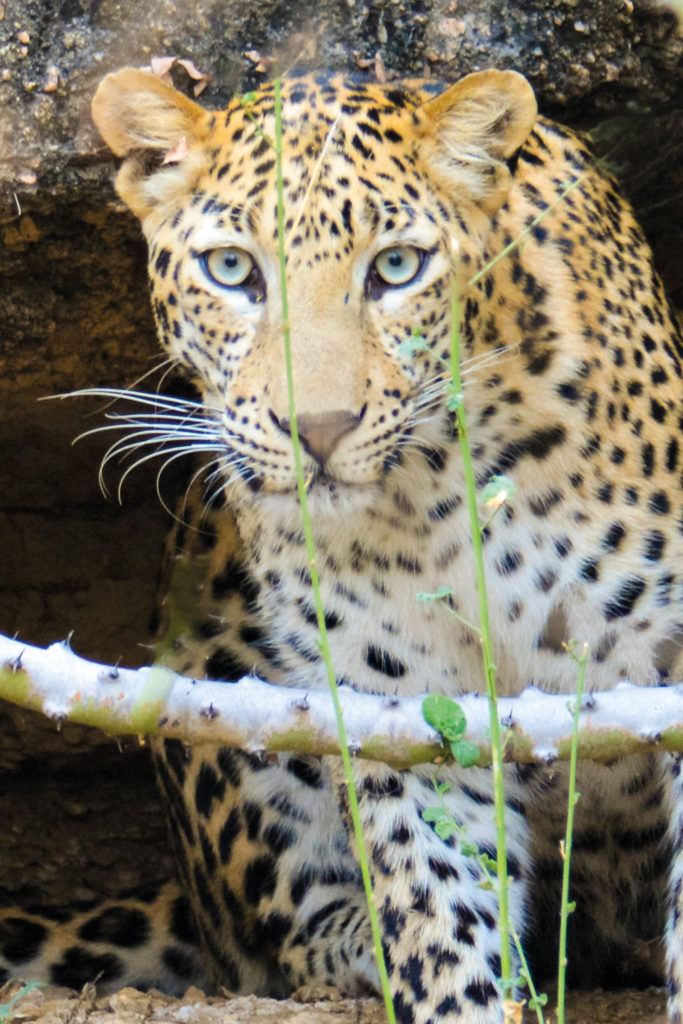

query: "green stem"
left=449, top=284, right=513, bottom=995
left=556, top=644, right=587, bottom=1023
left=272, top=79, right=396, bottom=1024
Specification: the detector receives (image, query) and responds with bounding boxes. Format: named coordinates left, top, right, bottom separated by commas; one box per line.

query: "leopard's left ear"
left=419, top=70, right=537, bottom=210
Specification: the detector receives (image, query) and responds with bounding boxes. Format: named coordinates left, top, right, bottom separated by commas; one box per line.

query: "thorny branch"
left=1, top=632, right=682, bottom=766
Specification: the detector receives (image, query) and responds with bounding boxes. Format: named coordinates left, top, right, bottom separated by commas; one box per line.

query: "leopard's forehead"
left=180, top=75, right=447, bottom=254
left=221, top=74, right=431, bottom=138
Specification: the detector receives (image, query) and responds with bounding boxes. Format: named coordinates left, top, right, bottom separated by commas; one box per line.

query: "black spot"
left=199, top=824, right=218, bottom=877
left=420, top=446, right=447, bottom=472
left=261, top=910, right=293, bottom=948
left=290, top=867, right=316, bottom=907
left=382, top=901, right=407, bottom=939
left=51, top=947, right=123, bottom=988
left=211, top=557, right=259, bottom=602
left=579, top=557, right=599, bottom=582
left=244, top=856, right=277, bottom=905
left=366, top=644, right=406, bottom=677
left=602, top=521, right=626, bottom=551
left=528, top=490, right=563, bottom=516
left=305, top=898, right=347, bottom=937
left=195, top=762, right=226, bottom=818
left=496, top=550, right=523, bottom=575
left=614, top=823, right=667, bottom=851
left=642, top=442, right=655, bottom=477
left=171, top=895, right=199, bottom=945
left=464, top=978, right=498, bottom=1006
left=263, top=822, right=297, bottom=854
left=604, top=576, right=646, bottom=620
left=436, top=996, right=462, bottom=1015
left=0, top=917, right=47, bottom=963
left=286, top=757, right=323, bottom=788
left=78, top=906, right=149, bottom=948
left=163, top=738, right=188, bottom=784
left=400, top=955, right=427, bottom=1001
left=461, top=785, right=493, bottom=806
left=489, top=425, right=566, bottom=475
left=392, top=992, right=415, bottom=1024
left=362, top=771, right=405, bottom=798
left=216, top=748, right=242, bottom=787
left=649, top=490, right=671, bottom=515
left=351, top=133, right=373, bottom=160
left=644, top=530, right=666, bottom=561
left=390, top=822, right=412, bottom=844
left=205, top=647, right=250, bottom=682
left=162, top=945, right=198, bottom=981
left=243, top=801, right=262, bottom=841
left=554, top=536, right=573, bottom=558
left=427, top=857, right=459, bottom=881
left=154, top=247, right=172, bottom=278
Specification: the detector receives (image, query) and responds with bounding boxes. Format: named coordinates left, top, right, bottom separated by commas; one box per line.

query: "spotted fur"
left=3, top=69, right=683, bottom=1022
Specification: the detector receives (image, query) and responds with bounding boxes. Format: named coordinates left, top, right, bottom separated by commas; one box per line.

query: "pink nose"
left=280, top=410, right=361, bottom=466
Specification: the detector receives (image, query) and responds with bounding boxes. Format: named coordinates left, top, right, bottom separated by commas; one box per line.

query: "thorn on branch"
left=292, top=694, right=310, bottom=712
left=200, top=703, right=219, bottom=720
left=5, top=651, right=24, bottom=672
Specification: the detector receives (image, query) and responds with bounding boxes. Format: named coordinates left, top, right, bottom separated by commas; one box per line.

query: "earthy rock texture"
left=0, top=980, right=671, bottom=1024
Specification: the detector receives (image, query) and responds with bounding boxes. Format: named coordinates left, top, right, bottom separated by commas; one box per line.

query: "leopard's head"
left=92, top=69, right=536, bottom=504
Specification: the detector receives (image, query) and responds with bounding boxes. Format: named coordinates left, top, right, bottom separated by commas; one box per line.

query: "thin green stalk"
left=511, top=929, right=547, bottom=1024
left=272, top=78, right=396, bottom=1024
left=467, top=174, right=582, bottom=288
left=449, top=284, right=513, bottom=996
left=556, top=644, right=587, bottom=1023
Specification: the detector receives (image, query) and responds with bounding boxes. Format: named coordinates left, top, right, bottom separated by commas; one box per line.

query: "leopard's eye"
left=372, top=245, right=422, bottom=286
left=202, top=247, right=255, bottom=288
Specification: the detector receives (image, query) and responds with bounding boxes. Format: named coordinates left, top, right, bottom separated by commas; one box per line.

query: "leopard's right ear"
left=92, top=68, right=210, bottom=221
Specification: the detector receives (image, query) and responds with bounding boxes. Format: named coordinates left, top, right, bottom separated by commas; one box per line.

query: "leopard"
left=2, top=66, right=683, bottom=1024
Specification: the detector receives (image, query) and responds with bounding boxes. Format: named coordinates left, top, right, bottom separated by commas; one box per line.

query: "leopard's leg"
left=666, top=753, right=683, bottom=1023
left=330, top=760, right=529, bottom=1024
left=524, top=754, right=668, bottom=989
left=152, top=740, right=377, bottom=998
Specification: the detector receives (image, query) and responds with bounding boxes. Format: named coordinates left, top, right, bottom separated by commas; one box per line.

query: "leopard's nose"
left=276, top=410, right=362, bottom=466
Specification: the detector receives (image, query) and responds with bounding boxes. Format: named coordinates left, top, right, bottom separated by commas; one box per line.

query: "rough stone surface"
left=0, top=981, right=670, bottom=1024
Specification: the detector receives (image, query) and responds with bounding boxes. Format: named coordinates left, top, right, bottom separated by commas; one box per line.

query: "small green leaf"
left=567, top=900, right=576, bottom=913
left=416, top=585, right=454, bottom=603
left=435, top=819, right=456, bottom=840
left=480, top=474, right=516, bottom=507
left=460, top=840, right=478, bottom=857
left=451, top=737, right=480, bottom=767
left=529, top=993, right=549, bottom=1009
left=421, top=806, right=442, bottom=823
left=422, top=694, right=466, bottom=742
left=447, top=389, right=464, bottom=412
left=397, top=333, right=428, bottom=357
left=241, top=91, right=257, bottom=104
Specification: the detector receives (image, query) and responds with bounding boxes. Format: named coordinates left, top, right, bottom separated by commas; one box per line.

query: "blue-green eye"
left=373, top=245, right=422, bottom=286
left=202, top=247, right=254, bottom=287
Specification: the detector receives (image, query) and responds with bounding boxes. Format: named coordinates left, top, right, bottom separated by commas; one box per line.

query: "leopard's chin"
left=254, top=475, right=381, bottom=521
